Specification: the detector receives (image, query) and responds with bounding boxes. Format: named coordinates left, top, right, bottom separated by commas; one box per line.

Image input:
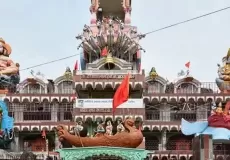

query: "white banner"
left=75, top=99, right=143, bottom=108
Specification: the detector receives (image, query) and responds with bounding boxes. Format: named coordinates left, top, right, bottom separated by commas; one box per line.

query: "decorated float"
left=56, top=117, right=148, bottom=160
left=181, top=101, right=230, bottom=140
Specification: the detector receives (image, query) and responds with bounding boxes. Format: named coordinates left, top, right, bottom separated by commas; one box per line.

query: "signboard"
left=79, top=108, right=112, bottom=113
left=81, top=74, right=135, bottom=79
left=75, top=99, right=143, bottom=108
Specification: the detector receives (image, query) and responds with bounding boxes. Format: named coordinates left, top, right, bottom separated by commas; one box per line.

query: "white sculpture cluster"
left=76, top=17, right=145, bottom=63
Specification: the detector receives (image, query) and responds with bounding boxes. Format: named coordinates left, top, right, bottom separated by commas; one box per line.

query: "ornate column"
left=90, top=0, right=98, bottom=25
left=160, top=104, right=170, bottom=121
left=54, top=133, right=61, bottom=150
left=51, top=103, right=58, bottom=122
left=59, top=103, right=64, bottom=121
left=123, top=0, right=131, bottom=24
left=160, top=129, right=167, bottom=151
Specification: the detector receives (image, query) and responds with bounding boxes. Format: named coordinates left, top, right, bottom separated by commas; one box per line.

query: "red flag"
left=185, top=61, right=190, bottom=68
left=113, top=74, right=130, bottom=113
left=41, top=130, right=46, bottom=138
left=74, top=60, right=78, bottom=70
left=101, top=47, right=108, bottom=57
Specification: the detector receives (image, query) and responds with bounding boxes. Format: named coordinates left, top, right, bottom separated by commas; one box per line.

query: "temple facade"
left=1, top=0, right=230, bottom=160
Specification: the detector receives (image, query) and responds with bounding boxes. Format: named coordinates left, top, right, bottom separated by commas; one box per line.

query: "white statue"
left=106, top=120, right=113, bottom=136
left=74, top=121, right=83, bottom=136
left=117, top=120, right=125, bottom=133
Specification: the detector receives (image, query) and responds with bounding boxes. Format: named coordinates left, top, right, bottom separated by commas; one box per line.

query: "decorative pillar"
left=90, top=0, right=98, bottom=24
left=160, top=129, right=167, bottom=151
left=59, top=103, right=64, bottom=121
left=160, top=103, right=170, bottom=121
left=124, top=7, right=131, bottom=24
left=51, top=103, right=58, bottom=122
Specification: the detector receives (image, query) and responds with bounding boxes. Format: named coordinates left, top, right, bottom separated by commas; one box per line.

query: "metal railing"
left=75, top=69, right=139, bottom=75
left=145, top=110, right=210, bottom=122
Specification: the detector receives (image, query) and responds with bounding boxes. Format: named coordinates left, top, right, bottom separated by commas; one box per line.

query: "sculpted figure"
left=0, top=38, right=20, bottom=90
left=95, top=122, right=105, bottom=137
left=74, top=121, right=83, bottom=136
left=216, top=49, right=230, bottom=93
left=105, top=121, right=113, bottom=136
left=117, top=120, right=125, bottom=133
left=149, top=67, right=158, bottom=79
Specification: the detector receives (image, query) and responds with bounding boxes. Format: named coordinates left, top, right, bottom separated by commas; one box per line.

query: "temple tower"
left=73, top=0, right=145, bottom=137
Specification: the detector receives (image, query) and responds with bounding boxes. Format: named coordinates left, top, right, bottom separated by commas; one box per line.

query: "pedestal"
left=57, top=147, right=149, bottom=160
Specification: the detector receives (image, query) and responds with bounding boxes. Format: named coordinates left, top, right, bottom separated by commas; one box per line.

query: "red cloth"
left=185, top=61, right=190, bottom=68
left=101, top=47, right=108, bottom=56
left=112, top=74, right=130, bottom=113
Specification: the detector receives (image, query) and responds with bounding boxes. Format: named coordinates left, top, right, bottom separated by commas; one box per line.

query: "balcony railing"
left=75, top=70, right=139, bottom=75
left=145, top=110, right=210, bottom=122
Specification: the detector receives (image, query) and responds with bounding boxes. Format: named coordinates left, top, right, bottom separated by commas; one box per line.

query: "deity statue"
left=63, top=67, right=73, bottom=81
left=149, top=67, right=158, bottom=79
left=94, top=122, right=105, bottom=137
left=105, top=121, right=113, bottom=136
left=74, top=121, right=83, bottom=136
left=0, top=38, right=20, bottom=91
left=117, top=120, right=125, bottom=133
left=216, top=49, right=230, bottom=93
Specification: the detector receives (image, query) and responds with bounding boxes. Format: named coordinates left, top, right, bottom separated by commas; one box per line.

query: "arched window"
left=147, top=81, right=164, bottom=93
left=176, top=83, right=198, bottom=94
left=23, top=84, right=45, bottom=94
left=57, top=81, right=74, bottom=94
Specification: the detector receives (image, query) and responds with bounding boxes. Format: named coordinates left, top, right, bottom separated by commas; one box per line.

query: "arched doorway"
left=167, top=134, right=193, bottom=150
left=179, top=156, right=186, bottom=160
left=152, top=156, right=159, bottom=160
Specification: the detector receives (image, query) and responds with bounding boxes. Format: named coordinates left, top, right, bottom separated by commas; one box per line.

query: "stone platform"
left=57, top=146, right=149, bottom=160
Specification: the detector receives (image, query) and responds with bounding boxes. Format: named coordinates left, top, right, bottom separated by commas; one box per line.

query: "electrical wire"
left=20, top=54, right=79, bottom=71
left=142, top=6, right=230, bottom=36
left=20, top=6, right=230, bottom=71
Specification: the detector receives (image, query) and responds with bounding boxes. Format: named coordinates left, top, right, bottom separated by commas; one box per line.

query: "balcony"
left=145, top=110, right=209, bottom=122
left=75, top=69, right=139, bottom=75
left=144, top=82, right=222, bottom=95
left=146, top=141, right=230, bottom=160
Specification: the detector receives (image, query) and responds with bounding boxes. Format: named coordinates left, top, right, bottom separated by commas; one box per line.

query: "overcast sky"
left=0, top=0, right=230, bottom=82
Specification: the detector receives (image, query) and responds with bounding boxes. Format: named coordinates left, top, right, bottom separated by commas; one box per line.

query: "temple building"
left=1, top=0, right=230, bottom=160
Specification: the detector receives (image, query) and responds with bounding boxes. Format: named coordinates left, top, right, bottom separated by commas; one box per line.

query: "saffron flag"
left=74, top=60, right=78, bottom=70
left=101, top=47, right=108, bottom=57
left=42, top=129, right=46, bottom=138
left=112, top=74, right=130, bottom=114
left=185, top=61, right=190, bottom=68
